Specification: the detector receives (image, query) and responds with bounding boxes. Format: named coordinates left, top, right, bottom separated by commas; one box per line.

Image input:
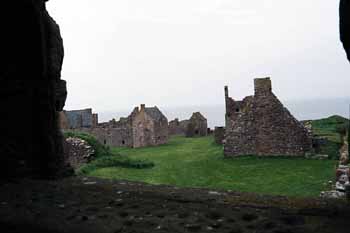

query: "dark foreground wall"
left=340, top=0, right=350, bottom=61
left=0, top=1, right=70, bottom=180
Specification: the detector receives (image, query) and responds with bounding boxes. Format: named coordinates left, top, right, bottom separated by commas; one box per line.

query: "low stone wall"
left=63, top=137, right=95, bottom=169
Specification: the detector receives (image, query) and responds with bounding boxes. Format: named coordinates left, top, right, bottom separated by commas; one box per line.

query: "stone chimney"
left=140, top=104, right=145, bottom=111
left=92, top=113, right=98, bottom=127
left=224, top=86, right=229, bottom=99
left=254, top=77, right=272, bottom=96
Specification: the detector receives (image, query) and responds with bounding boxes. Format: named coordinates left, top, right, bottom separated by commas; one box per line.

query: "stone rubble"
left=64, top=137, right=95, bottom=169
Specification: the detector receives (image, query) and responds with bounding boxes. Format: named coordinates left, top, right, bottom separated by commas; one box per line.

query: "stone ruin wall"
left=169, top=119, right=185, bottom=136
left=214, top=127, right=225, bottom=145
left=153, top=117, right=169, bottom=146
left=132, top=105, right=169, bottom=148
left=225, top=94, right=256, bottom=155
left=63, top=109, right=95, bottom=129
left=62, top=105, right=169, bottom=149
left=224, top=78, right=312, bottom=157
left=92, top=113, right=98, bottom=128
left=132, top=111, right=156, bottom=148
left=340, top=131, right=349, bottom=165
left=185, top=113, right=208, bottom=137
left=68, top=116, right=134, bottom=148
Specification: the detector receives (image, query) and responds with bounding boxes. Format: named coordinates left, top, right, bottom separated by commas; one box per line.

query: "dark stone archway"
left=0, top=1, right=71, bottom=180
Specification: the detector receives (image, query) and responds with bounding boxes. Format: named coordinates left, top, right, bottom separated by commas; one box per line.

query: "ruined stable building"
left=185, top=112, right=208, bottom=137
left=224, top=78, right=312, bottom=157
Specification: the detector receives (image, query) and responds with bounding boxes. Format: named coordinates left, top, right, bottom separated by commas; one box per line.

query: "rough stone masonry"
left=224, top=78, right=312, bottom=157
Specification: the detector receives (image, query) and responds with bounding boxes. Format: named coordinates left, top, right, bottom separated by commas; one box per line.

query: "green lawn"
left=85, top=136, right=337, bottom=197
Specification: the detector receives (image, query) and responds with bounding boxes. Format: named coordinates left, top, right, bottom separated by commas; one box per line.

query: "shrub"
left=78, top=156, right=154, bottom=175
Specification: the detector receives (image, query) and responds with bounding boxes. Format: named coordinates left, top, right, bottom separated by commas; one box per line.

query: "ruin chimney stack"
left=254, top=77, right=272, bottom=95
left=140, top=104, right=145, bottom=111
left=92, top=113, right=98, bottom=127
left=224, top=86, right=229, bottom=99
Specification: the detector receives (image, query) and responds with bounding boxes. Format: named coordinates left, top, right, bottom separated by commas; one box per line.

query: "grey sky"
left=48, top=0, right=349, bottom=115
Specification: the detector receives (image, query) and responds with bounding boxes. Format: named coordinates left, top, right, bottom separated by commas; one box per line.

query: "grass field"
left=83, top=136, right=338, bottom=197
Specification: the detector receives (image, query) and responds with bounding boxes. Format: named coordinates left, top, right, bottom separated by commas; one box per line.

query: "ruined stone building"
left=90, top=113, right=135, bottom=148
left=168, top=118, right=189, bottom=136
left=62, top=105, right=169, bottom=148
left=185, top=112, right=208, bottom=137
left=132, top=105, right=169, bottom=148
left=224, top=78, right=312, bottom=157
left=60, top=108, right=98, bottom=129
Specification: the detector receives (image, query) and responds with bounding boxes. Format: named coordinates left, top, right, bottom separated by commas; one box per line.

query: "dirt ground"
left=1, top=176, right=350, bottom=233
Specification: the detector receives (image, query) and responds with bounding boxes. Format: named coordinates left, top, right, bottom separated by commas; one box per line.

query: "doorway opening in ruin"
left=195, top=130, right=199, bottom=135
left=122, top=140, right=125, bottom=145
left=103, top=140, right=106, bottom=145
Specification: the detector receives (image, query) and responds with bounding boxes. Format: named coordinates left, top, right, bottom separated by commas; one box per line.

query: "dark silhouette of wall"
left=0, top=1, right=71, bottom=180
left=340, top=0, right=350, bottom=61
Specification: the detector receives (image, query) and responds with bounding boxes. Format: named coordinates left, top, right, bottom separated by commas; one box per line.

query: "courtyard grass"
left=85, top=136, right=337, bottom=197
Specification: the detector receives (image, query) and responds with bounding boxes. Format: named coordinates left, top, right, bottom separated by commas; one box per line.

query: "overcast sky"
left=48, top=0, right=349, bottom=114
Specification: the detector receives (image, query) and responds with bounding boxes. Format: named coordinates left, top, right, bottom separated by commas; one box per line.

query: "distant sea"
left=99, top=98, right=350, bottom=128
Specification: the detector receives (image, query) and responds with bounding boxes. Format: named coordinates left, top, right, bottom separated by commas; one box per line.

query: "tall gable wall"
left=224, top=78, right=312, bottom=157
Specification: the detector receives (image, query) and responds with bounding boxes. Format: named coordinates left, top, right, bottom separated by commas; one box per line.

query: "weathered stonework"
left=214, top=127, right=225, bottom=145
left=92, top=113, right=99, bottom=128
left=66, top=105, right=168, bottom=148
left=132, top=105, right=169, bottom=148
left=92, top=116, right=134, bottom=147
left=168, top=118, right=190, bottom=136
left=185, top=112, right=208, bottom=137
left=169, top=118, right=185, bottom=136
left=62, top=108, right=98, bottom=129
left=63, top=137, right=95, bottom=170
left=224, top=78, right=312, bottom=157
left=340, top=131, right=349, bottom=165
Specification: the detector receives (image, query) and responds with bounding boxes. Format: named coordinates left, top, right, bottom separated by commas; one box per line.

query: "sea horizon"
left=93, top=97, right=350, bottom=128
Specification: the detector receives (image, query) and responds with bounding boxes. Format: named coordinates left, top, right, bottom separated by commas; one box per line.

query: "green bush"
left=78, top=156, right=154, bottom=175
left=63, top=131, right=111, bottom=157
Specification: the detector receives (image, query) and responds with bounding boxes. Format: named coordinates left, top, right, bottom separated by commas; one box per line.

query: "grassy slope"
left=311, top=115, right=348, bottom=143
left=311, top=115, right=349, bottom=159
left=87, top=136, right=337, bottom=197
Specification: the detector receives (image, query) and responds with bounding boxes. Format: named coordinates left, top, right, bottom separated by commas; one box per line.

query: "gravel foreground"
left=1, top=176, right=350, bottom=233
